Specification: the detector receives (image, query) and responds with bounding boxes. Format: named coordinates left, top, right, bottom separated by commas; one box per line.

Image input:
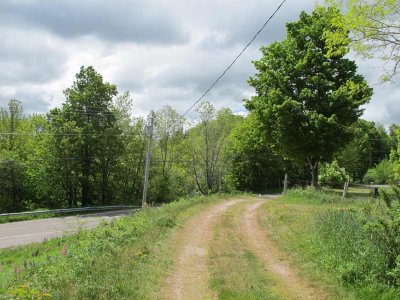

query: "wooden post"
left=283, top=174, right=288, bottom=194
left=342, top=179, right=349, bottom=199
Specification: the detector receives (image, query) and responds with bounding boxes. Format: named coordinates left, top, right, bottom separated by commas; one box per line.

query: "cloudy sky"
left=0, top=0, right=398, bottom=126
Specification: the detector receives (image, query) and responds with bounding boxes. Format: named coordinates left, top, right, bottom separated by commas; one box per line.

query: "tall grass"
left=262, top=188, right=400, bottom=299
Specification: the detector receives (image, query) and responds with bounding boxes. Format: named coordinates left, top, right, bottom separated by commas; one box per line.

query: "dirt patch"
left=239, top=199, right=327, bottom=300
left=159, top=199, right=242, bottom=300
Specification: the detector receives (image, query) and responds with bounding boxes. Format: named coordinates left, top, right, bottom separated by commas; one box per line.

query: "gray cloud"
left=194, top=0, right=316, bottom=50
left=0, top=0, right=396, bottom=128
left=0, top=28, right=67, bottom=85
left=0, top=0, right=188, bottom=45
left=0, top=87, right=52, bottom=115
left=153, top=47, right=258, bottom=95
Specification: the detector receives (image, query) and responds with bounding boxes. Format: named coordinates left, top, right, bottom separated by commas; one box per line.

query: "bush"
left=314, top=187, right=400, bottom=288
left=315, top=209, right=388, bottom=285
left=319, top=160, right=347, bottom=188
left=363, top=159, right=395, bottom=184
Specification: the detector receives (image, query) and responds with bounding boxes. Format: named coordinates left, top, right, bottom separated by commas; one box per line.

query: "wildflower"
left=61, top=243, right=67, bottom=257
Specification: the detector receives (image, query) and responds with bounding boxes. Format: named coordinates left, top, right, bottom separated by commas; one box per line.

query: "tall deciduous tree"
left=188, top=102, right=241, bottom=195
left=49, top=66, right=119, bottom=206
left=246, top=7, right=373, bottom=188
left=150, top=105, right=185, bottom=202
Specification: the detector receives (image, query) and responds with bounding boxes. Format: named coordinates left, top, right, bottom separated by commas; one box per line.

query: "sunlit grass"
left=260, top=189, right=400, bottom=299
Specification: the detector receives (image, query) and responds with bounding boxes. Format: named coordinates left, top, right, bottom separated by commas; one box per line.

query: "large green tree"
left=49, top=66, right=120, bottom=206
left=245, top=7, right=373, bottom=188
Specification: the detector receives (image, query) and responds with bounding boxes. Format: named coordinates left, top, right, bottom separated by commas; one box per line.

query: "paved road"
left=0, top=210, right=134, bottom=249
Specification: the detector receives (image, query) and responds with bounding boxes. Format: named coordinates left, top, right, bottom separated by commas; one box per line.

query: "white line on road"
left=0, top=230, right=68, bottom=240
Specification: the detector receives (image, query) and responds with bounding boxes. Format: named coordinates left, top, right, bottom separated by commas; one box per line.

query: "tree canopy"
left=325, top=0, right=400, bottom=80
left=245, top=7, right=373, bottom=187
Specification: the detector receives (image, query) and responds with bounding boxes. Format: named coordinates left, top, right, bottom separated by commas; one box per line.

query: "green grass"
left=260, top=188, right=400, bottom=299
left=209, top=200, right=285, bottom=300
left=0, top=194, right=235, bottom=299
left=0, top=213, right=58, bottom=224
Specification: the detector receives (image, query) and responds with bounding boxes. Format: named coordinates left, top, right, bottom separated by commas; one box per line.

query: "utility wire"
left=177, top=0, right=287, bottom=119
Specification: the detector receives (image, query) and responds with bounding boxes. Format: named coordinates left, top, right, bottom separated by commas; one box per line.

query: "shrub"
left=314, top=187, right=400, bottom=288
left=319, top=160, right=348, bottom=188
left=363, top=159, right=395, bottom=184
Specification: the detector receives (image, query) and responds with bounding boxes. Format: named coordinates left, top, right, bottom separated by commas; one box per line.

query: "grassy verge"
left=209, top=200, right=285, bottom=300
left=0, top=194, right=235, bottom=299
left=260, top=188, right=400, bottom=299
left=0, top=213, right=59, bottom=224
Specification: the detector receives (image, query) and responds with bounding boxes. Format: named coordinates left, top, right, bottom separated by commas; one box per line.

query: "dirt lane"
left=239, top=200, right=326, bottom=300
left=160, top=199, right=243, bottom=300
left=159, top=197, right=326, bottom=299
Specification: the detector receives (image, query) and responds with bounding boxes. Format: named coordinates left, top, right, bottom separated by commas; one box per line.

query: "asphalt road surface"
left=0, top=210, right=134, bottom=249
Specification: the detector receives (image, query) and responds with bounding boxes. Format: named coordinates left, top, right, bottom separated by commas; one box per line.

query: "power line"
left=178, top=0, right=287, bottom=119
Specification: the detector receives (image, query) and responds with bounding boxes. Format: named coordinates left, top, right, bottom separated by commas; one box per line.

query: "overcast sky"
left=0, top=0, right=398, bottom=126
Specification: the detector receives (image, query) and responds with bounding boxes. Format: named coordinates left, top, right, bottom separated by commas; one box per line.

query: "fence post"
left=342, top=179, right=349, bottom=199
left=283, top=174, right=288, bottom=194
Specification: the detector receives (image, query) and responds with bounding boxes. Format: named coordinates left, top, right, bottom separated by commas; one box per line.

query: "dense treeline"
left=0, top=68, right=399, bottom=213
left=0, top=66, right=283, bottom=212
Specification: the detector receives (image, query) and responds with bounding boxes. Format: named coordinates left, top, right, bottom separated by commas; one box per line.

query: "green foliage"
left=336, top=119, right=392, bottom=182
left=149, top=105, right=187, bottom=203
left=0, top=67, right=249, bottom=212
left=187, top=102, right=242, bottom=195
left=227, top=113, right=309, bottom=193
left=246, top=7, right=372, bottom=187
left=0, top=150, right=27, bottom=212
left=263, top=189, right=400, bottom=298
left=363, top=159, right=395, bottom=184
left=7, top=284, right=51, bottom=300
left=391, top=128, right=400, bottom=182
left=319, top=160, right=348, bottom=187
left=315, top=209, right=388, bottom=286
left=324, top=0, right=400, bottom=80
left=48, top=66, right=122, bottom=207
